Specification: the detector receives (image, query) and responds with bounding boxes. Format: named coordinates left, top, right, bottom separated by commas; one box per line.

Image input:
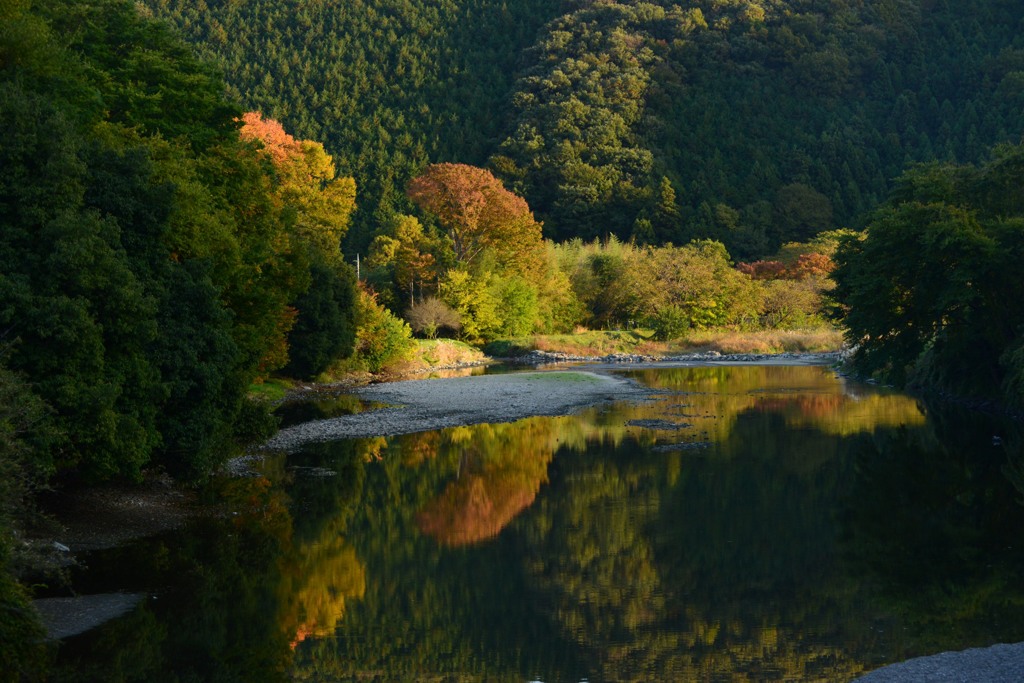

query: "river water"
left=49, top=365, right=1024, bottom=681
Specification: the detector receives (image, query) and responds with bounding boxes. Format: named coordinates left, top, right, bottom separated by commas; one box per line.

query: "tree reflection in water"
left=48, top=366, right=1024, bottom=682
left=840, top=399, right=1024, bottom=656
left=416, top=422, right=555, bottom=546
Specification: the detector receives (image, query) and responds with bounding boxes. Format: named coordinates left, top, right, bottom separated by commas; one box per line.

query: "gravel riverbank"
left=262, top=351, right=843, bottom=451
left=262, top=369, right=654, bottom=450
left=854, top=642, right=1024, bottom=682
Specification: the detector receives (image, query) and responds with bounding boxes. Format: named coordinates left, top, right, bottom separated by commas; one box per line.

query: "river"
left=46, top=364, right=1024, bottom=681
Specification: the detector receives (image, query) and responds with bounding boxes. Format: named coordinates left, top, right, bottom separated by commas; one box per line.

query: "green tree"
left=365, top=214, right=439, bottom=312
left=493, top=276, right=539, bottom=338
left=617, top=240, right=757, bottom=330
left=651, top=176, right=681, bottom=242
left=833, top=145, right=1024, bottom=402
left=285, top=262, right=358, bottom=380
left=438, top=269, right=502, bottom=343
left=0, top=91, right=161, bottom=479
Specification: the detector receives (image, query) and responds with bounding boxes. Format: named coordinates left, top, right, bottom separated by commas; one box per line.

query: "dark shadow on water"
left=273, top=394, right=381, bottom=428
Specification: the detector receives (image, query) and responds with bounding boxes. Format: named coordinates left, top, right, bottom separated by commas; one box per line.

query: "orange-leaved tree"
left=240, top=112, right=356, bottom=261
left=240, top=112, right=359, bottom=378
left=407, top=163, right=543, bottom=277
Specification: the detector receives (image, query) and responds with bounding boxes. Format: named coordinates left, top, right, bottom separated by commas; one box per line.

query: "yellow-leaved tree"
left=239, top=112, right=359, bottom=378
left=239, top=112, right=356, bottom=262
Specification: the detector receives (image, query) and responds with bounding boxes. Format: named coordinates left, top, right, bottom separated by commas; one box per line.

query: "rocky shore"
left=505, top=349, right=843, bottom=366
left=853, top=642, right=1024, bottom=682
left=258, top=352, right=844, bottom=452
left=261, top=369, right=654, bottom=451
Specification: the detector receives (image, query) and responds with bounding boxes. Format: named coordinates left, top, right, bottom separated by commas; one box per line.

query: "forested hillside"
left=139, top=0, right=563, bottom=254
left=144, top=0, right=1024, bottom=258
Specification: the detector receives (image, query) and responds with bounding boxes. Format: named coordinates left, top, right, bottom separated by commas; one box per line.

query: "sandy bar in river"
left=262, top=370, right=653, bottom=450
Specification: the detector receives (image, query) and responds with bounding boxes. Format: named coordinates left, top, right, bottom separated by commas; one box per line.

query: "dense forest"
left=0, top=1, right=365, bottom=670
left=0, top=0, right=366, bottom=485
left=143, top=0, right=1024, bottom=257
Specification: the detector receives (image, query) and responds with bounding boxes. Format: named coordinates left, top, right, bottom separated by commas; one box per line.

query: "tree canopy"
left=407, top=163, right=544, bottom=275
left=0, top=0, right=359, bottom=480
left=833, top=143, right=1024, bottom=407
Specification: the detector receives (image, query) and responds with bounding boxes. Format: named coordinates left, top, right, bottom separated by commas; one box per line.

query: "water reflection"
left=416, top=422, right=554, bottom=546
left=48, top=366, right=1024, bottom=682
left=273, top=394, right=381, bottom=429
left=839, top=400, right=1024, bottom=656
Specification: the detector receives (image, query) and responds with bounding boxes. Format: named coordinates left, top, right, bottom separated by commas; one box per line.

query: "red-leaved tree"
left=407, top=163, right=543, bottom=276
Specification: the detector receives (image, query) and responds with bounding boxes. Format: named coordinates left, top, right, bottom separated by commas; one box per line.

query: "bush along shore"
left=504, top=349, right=843, bottom=366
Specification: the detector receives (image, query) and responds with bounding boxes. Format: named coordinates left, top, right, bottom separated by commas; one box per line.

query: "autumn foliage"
left=407, top=163, right=544, bottom=276
left=240, top=112, right=303, bottom=163
left=737, top=253, right=835, bottom=281
left=417, top=427, right=554, bottom=546
left=240, top=111, right=357, bottom=261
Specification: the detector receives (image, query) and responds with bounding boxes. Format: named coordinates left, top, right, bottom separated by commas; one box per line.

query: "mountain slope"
left=144, top=0, right=1024, bottom=257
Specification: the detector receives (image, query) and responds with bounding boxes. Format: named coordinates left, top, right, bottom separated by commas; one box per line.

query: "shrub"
left=231, top=398, right=280, bottom=449
left=355, top=289, right=415, bottom=372
left=406, top=297, right=461, bottom=339
left=649, top=304, right=690, bottom=341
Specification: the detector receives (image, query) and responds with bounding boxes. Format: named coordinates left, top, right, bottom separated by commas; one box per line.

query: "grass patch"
left=367, top=338, right=488, bottom=377
left=488, top=327, right=844, bottom=358
left=415, top=338, right=486, bottom=367
left=247, top=377, right=295, bottom=402
left=315, top=339, right=486, bottom=384
left=487, top=330, right=661, bottom=357
left=672, top=328, right=844, bottom=354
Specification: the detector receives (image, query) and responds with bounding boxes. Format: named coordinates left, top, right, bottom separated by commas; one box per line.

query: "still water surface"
left=52, top=365, right=1024, bottom=681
